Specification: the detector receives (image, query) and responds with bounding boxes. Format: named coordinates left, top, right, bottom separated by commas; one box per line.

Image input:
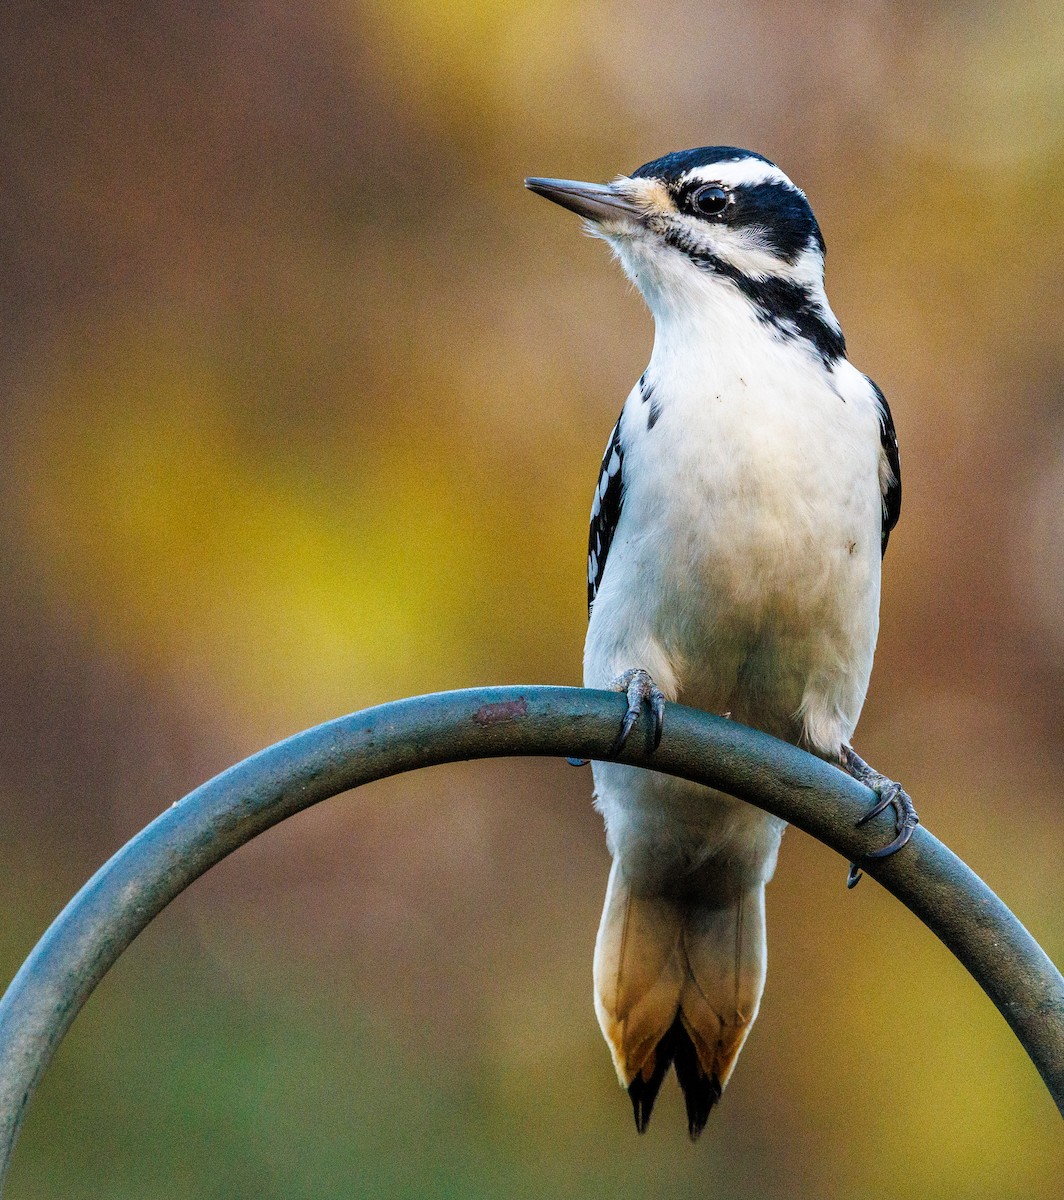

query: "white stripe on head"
left=680, top=157, right=796, bottom=192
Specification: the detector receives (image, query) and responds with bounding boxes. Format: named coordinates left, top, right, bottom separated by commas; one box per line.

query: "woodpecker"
left=525, top=147, right=917, bottom=1138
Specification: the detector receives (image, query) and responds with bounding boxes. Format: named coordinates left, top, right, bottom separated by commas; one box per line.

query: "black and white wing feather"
left=869, top=379, right=901, bottom=555
left=588, top=416, right=625, bottom=613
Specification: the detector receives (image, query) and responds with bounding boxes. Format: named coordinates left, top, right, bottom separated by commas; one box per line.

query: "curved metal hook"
left=0, top=686, right=1061, bottom=1187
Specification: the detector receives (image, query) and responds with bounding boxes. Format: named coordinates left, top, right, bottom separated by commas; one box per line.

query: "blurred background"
left=1, top=1, right=1063, bottom=1196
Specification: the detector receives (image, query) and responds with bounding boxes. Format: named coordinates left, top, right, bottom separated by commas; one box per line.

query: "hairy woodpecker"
left=525, top=147, right=917, bottom=1138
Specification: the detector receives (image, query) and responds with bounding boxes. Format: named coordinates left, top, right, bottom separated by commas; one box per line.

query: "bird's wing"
left=869, top=379, right=901, bottom=556
left=588, top=414, right=625, bottom=614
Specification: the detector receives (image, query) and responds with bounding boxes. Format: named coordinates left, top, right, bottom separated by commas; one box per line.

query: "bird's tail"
left=593, top=859, right=767, bottom=1138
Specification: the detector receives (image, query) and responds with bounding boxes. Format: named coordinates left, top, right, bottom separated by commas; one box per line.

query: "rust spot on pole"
left=472, top=698, right=529, bottom=726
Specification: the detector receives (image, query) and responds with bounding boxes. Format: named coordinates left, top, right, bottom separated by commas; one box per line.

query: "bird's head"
left=526, top=146, right=844, bottom=362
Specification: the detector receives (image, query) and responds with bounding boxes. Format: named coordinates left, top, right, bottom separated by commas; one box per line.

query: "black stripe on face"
left=663, top=229, right=846, bottom=365
left=730, top=181, right=825, bottom=263
left=669, top=177, right=824, bottom=265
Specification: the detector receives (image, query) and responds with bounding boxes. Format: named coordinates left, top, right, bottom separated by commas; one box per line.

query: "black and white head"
left=526, top=146, right=845, bottom=365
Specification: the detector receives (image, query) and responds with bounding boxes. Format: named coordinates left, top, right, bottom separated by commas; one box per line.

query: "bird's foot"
left=841, top=745, right=919, bottom=888
left=607, top=668, right=666, bottom=756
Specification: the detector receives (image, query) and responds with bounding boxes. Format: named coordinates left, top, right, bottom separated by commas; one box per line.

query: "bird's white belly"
left=584, top=361, right=884, bottom=884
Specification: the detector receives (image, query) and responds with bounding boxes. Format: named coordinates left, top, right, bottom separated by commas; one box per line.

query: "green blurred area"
left=1, top=1, right=1063, bottom=1195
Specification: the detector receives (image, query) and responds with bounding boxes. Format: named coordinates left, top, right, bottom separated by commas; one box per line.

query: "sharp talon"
left=854, top=790, right=896, bottom=826
left=606, top=668, right=667, bottom=756
left=608, top=707, right=639, bottom=757
left=865, top=818, right=918, bottom=859
left=566, top=757, right=589, bottom=767
left=840, top=747, right=919, bottom=882
left=651, top=690, right=666, bottom=751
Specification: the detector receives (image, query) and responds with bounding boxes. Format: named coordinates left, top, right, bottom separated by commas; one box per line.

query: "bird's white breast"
left=585, top=306, right=884, bottom=756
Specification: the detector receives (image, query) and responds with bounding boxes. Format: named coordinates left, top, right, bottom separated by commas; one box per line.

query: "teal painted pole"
left=0, top=686, right=1061, bottom=1188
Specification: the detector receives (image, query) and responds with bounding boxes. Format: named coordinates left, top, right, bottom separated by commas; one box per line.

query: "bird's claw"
left=842, top=747, right=919, bottom=888
left=861, top=781, right=919, bottom=858
left=607, top=668, right=666, bottom=756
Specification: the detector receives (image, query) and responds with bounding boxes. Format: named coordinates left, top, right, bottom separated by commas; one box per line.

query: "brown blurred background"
left=1, top=1, right=1063, bottom=1196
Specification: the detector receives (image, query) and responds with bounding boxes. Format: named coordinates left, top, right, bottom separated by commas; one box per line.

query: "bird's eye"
left=691, top=185, right=728, bottom=217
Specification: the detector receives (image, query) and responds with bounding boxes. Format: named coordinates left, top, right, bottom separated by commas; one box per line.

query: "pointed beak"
left=524, top=177, right=644, bottom=225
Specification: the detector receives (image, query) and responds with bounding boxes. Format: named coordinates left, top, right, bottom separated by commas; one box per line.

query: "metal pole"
left=0, top=686, right=1061, bottom=1188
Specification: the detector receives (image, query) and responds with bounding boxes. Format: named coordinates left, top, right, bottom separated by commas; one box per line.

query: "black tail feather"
left=626, top=1016, right=682, bottom=1133
left=628, top=1012, right=729, bottom=1132
left=627, top=1014, right=722, bottom=1137
left=672, top=1022, right=722, bottom=1140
